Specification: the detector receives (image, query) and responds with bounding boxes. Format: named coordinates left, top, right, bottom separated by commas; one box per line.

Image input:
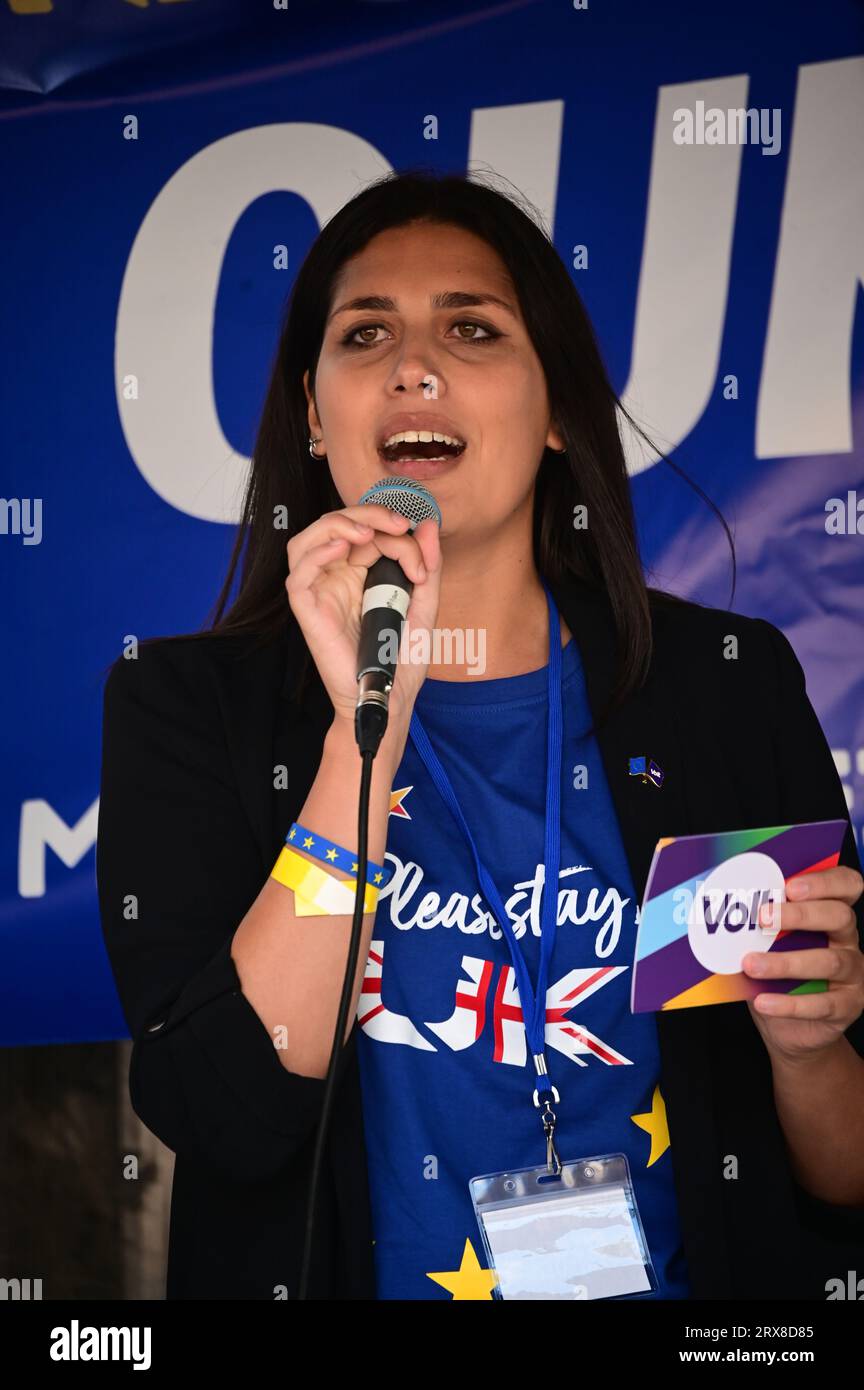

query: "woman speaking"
left=97, top=169, right=864, bottom=1301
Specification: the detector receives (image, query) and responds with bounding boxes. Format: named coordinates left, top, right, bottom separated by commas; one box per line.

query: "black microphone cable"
left=297, top=742, right=375, bottom=1300
left=297, top=477, right=440, bottom=1300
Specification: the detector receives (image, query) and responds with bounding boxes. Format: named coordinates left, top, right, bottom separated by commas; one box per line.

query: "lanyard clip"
left=539, top=1097, right=562, bottom=1176
left=531, top=1053, right=562, bottom=1176
left=531, top=1052, right=560, bottom=1109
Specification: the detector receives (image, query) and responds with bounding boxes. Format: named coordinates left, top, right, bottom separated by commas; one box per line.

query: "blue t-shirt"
left=355, top=636, right=691, bottom=1300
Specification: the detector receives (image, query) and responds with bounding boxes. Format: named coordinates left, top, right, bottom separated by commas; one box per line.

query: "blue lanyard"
left=408, top=578, right=564, bottom=1173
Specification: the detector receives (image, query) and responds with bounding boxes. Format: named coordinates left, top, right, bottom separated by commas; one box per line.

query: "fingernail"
left=787, top=878, right=810, bottom=898
left=747, top=954, right=766, bottom=973
left=759, top=903, right=773, bottom=925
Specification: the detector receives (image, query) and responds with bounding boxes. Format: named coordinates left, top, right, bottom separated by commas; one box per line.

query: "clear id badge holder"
left=469, top=1152, right=658, bottom=1301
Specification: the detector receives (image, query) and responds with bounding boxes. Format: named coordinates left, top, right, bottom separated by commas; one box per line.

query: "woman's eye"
left=346, top=324, right=388, bottom=346
left=341, top=320, right=500, bottom=348
left=450, top=320, right=499, bottom=343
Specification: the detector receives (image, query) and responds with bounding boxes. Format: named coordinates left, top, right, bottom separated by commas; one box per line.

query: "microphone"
left=354, top=476, right=442, bottom=757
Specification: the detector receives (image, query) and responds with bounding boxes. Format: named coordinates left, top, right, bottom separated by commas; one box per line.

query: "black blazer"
left=96, top=574, right=864, bottom=1300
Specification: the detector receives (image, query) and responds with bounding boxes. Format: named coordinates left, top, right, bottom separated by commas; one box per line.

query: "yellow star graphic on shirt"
left=426, top=1238, right=499, bottom=1299
left=389, top=785, right=414, bottom=819
left=631, top=1084, right=670, bottom=1166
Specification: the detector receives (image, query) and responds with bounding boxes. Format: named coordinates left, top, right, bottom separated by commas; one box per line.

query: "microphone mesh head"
left=358, top=477, right=442, bottom=530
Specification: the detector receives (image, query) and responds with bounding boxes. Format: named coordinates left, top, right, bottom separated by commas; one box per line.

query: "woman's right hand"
left=285, top=503, right=442, bottom=737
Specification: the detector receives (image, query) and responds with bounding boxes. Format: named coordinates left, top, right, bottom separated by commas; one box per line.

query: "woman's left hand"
left=743, top=865, right=864, bottom=1062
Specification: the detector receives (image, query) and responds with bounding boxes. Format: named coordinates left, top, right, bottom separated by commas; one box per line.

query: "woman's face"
left=304, top=220, right=563, bottom=540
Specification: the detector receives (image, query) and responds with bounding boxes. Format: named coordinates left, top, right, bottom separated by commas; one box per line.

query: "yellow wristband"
left=270, top=844, right=380, bottom=917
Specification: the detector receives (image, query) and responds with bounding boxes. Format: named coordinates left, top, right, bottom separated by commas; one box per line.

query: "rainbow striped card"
left=630, top=819, right=848, bottom=1013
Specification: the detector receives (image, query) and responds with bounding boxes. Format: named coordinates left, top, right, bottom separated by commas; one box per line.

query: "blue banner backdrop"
left=0, top=0, right=861, bottom=1045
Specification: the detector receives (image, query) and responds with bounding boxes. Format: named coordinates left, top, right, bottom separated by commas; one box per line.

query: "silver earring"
left=309, top=435, right=324, bottom=459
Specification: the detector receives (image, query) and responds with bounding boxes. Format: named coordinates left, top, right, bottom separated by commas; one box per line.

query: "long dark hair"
left=154, top=167, right=733, bottom=715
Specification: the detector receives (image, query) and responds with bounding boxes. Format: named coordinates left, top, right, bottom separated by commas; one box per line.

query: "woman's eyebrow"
left=327, top=290, right=518, bottom=324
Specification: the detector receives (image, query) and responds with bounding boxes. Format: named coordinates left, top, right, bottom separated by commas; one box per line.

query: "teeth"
left=380, top=429, right=464, bottom=450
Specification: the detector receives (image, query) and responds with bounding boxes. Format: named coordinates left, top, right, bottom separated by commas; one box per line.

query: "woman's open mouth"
left=378, top=430, right=466, bottom=478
